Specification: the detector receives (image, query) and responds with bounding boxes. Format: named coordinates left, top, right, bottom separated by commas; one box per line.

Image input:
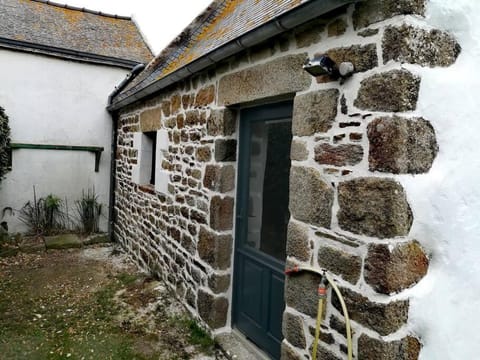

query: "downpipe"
left=285, top=265, right=353, bottom=360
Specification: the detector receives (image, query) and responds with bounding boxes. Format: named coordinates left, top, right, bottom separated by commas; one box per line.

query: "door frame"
left=232, top=100, right=293, bottom=358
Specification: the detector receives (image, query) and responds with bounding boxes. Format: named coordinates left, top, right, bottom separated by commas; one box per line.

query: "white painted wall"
left=0, top=49, right=129, bottom=233
left=402, top=1, right=480, bottom=358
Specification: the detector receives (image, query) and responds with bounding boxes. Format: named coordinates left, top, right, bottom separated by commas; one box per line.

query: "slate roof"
left=112, top=0, right=312, bottom=104
left=0, top=0, right=153, bottom=68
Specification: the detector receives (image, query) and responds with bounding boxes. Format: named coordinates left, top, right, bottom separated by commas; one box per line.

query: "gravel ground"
left=0, top=245, right=227, bottom=360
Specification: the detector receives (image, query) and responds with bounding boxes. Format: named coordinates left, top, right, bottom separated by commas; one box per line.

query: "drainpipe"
left=107, top=63, right=145, bottom=105
left=107, top=63, right=145, bottom=240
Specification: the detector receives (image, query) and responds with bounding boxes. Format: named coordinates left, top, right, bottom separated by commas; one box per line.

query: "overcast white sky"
left=63, top=0, right=213, bottom=54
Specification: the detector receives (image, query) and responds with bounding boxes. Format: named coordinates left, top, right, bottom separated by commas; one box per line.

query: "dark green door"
left=233, top=102, right=293, bottom=359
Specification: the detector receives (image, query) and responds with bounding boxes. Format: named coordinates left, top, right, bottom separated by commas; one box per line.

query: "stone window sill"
left=138, top=184, right=156, bottom=194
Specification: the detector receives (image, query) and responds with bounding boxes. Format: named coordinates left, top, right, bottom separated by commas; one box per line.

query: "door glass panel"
left=245, top=119, right=291, bottom=261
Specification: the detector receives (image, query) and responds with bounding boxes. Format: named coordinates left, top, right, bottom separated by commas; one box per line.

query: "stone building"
left=0, top=0, right=153, bottom=232
left=107, top=0, right=474, bottom=359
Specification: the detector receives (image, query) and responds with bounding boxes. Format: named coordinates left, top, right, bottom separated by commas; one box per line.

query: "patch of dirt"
left=0, top=245, right=226, bottom=360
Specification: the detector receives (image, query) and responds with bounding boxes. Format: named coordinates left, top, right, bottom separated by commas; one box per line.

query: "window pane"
left=246, top=119, right=291, bottom=261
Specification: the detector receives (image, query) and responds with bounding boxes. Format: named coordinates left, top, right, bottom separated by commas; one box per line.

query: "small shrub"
left=18, top=187, right=69, bottom=235
left=75, top=188, right=102, bottom=234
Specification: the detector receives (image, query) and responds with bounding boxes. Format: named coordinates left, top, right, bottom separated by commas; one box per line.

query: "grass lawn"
left=0, top=246, right=217, bottom=360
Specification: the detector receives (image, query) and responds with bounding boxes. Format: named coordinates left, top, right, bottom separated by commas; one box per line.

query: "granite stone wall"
left=113, top=1, right=459, bottom=358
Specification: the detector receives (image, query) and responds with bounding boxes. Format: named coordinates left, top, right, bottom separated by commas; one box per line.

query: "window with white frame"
left=132, top=129, right=169, bottom=194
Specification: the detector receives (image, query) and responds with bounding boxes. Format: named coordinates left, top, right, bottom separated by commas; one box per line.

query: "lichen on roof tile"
left=115, top=0, right=309, bottom=103
left=0, top=0, right=153, bottom=64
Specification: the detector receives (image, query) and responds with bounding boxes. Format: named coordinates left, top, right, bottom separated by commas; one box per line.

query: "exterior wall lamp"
left=303, top=55, right=354, bottom=79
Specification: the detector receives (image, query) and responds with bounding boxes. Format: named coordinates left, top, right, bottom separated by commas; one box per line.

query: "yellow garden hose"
left=285, top=265, right=353, bottom=360
left=325, top=272, right=353, bottom=360
left=312, top=296, right=325, bottom=360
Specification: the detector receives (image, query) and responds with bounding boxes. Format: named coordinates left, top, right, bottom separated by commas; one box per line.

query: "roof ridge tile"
left=30, top=0, right=131, bottom=20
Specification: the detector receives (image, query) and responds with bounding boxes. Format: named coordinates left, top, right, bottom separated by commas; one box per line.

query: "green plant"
left=0, top=106, right=11, bottom=185
left=18, top=187, right=69, bottom=235
left=169, top=316, right=215, bottom=353
left=75, top=188, right=102, bottom=234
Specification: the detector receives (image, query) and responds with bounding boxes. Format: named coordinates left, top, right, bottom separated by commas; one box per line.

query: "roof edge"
left=108, top=0, right=356, bottom=111
left=0, top=37, right=142, bottom=69
left=31, top=0, right=131, bottom=20
left=130, top=15, right=156, bottom=57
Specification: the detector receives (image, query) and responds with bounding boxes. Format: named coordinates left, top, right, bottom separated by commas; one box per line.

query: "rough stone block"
left=290, top=139, right=309, bottom=161
left=358, top=28, right=379, bottom=37
left=289, top=166, right=334, bottom=228
left=208, top=272, right=231, bottom=294
left=307, top=326, right=335, bottom=344
left=282, top=312, right=306, bottom=349
left=161, top=100, right=171, bottom=117
left=285, top=270, right=322, bottom=317
left=368, top=116, right=438, bottom=174
left=329, top=316, right=347, bottom=338
left=281, top=342, right=304, bottom=360
left=354, top=70, right=420, bottom=112
left=171, top=94, right=181, bottom=114
left=197, top=226, right=232, bottom=270
left=218, top=54, right=311, bottom=105
left=337, top=177, right=413, bottom=239
left=207, top=108, right=236, bottom=136
left=210, top=196, right=234, bottom=231
left=286, top=220, right=311, bottom=262
left=365, top=240, right=429, bottom=294
left=139, top=107, right=161, bottom=132
left=317, top=245, right=362, bottom=284
left=83, top=233, right=110, bottom=246
left=181, top=233, right=196, bottom=255
left=197, top=289, right=228, bottom=329
left=191, top=209, right=207, bottom=225
left=214, top=139, right=237, bottom=162
left=331, top=287, right=409, bottom=336
left=186, top=110, right=201, bottom=126
left=349, top=133, right=362, bottom=142
left=249, top=40, right=275, bottom=63
left=328, top=18, right=347, bottom=37
left=182, top=94, right=193, bottom=109
left=313, top=345, right=342, bottom=360
left=293, top=89, right=339, bottom=136
left=322, top=44, right=378, bottom=73
left=45, top=234, right=82, bottom=250
left=314, top=143, right=364, bottom=167
left=195, top=84, right=215, bottom=107
left=294, top=19, right=324, bottom=48
left=383, top=24, right=461, bottom=67
left=195, top=146, right=212, bottom=162
left=353, top=0, right=426, bottom=29
left=358, top=334, right=422, bottom=360
left=315, top=229, right=361, bottom=248
left=203, top=164, right=235, bottom=193
left=176, top=114, right=184, bottom=129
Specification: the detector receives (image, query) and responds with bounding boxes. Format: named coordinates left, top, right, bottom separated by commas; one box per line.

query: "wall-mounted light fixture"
left=303, top=55, right=354, bottom=79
